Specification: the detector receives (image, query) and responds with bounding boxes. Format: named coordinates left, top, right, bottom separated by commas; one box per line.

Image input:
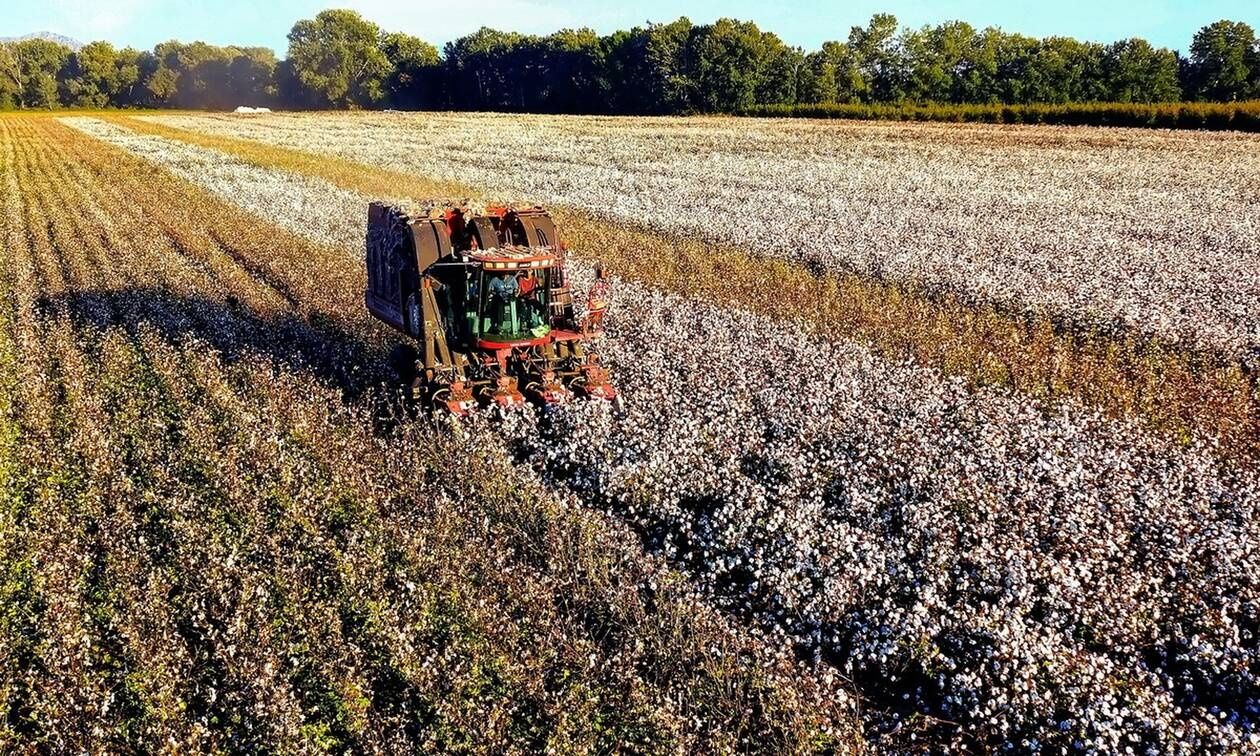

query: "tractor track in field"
left=62, top=114, right=1260, bottom=751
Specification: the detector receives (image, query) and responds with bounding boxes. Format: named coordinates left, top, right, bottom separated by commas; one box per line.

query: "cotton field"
left=141, top=111, right=1260, bottom=358
left=0, top=116, right=856, bottom=752
left=57, top=114, right=1260, bottom=752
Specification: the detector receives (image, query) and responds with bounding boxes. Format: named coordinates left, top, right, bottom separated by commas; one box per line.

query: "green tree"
left=827, top=41, right=865, bottom=103
left=687, top=19, right=796, bottom=112
left=539, top=28, right=603, bottom=113
left=110, top=48, right=152, bottom=107
left=902, top=21, right=979, bottom=102
left=144, top=64, right=179, bottom=105
left=1188, top=20, right=1257, bottom=100
left=1101, top=38, right=1180, bottom=102
left=0, top=44, right=21, bottom=109
left=991, top=31, right=1042, bottom=103
left=443, top=27, right=530, bottom=110
left=287, top=9, right=391, bottom=108
left=796, top=49, right=837, bottom=103
left=847, top=14, right=904, bottom=102
left=591, top=18, right=693, bottom=114
left=145, top=40, right=180, bottom=105
left=141, top=41, right=275, bottom=110
left=147, top=41, right=208, bottom=107
left=156, top=41, right=226, bottom=108
left=1252, top=36, right=1260, bottom=96
left=8, top=38, right=71, bottom=109
left=60, top=41, right=121, bottom=107
left=1022, top=37, right=1106, bottom=103
left=7, top=9, right=1252, bottom=115
left=595, top=29, right=635, bottom=111
left=642, top=18, right=695, bottom=112
left=955, top=27, right=1001, bottom=102
left=227, top=47, right=278, bottom=105
left=181, top=46, right=233, bottom=109
left=757, top=38, right=805, bottom=106
left=380, top=31, right=440, bottom=109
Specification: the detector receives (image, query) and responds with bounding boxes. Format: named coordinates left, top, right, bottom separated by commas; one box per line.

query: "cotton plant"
left=73, top=114, right=1260, bottom=752
left=146, top=110, right=1260, bottom=358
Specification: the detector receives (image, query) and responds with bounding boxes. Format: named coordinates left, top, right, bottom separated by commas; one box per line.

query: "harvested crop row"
left=143, top=112, right=1260, bottom=358
left=118, top=114, right=1260, bottom=463
left=71, top=115, right=1260, bottom=752
left=0, top=116, right=856, bottom=753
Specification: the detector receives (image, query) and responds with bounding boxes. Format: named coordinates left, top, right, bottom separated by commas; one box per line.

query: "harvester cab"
left=365, top=201, right=616, bottom=414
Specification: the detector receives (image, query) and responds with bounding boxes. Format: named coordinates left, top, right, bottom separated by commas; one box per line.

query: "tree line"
left=2, top=9, right=1258, bottom=113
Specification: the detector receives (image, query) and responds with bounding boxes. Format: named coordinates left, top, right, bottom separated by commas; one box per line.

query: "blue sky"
left=2, top=0, right=1255, bottom=55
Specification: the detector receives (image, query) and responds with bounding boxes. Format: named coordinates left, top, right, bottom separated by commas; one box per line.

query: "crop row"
left=69, top=116, right=1260, bottom=752
left=111, top=114, right=1260, bottom=463
left=142, top=112, right=1260, bottom=359
left=0, top=116, right=853, bottom=752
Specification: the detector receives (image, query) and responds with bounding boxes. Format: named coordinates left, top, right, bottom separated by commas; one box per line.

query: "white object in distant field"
left=232, top=106, right=272, bottom=114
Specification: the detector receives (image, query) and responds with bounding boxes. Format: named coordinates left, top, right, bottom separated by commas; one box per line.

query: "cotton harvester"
left=364, top=201, right=616, bottom=414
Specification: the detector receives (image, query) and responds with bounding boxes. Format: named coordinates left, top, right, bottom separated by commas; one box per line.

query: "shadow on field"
left=36, top=286, right=413, bottom=419
left=38, top=286, right=955, bottom=744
